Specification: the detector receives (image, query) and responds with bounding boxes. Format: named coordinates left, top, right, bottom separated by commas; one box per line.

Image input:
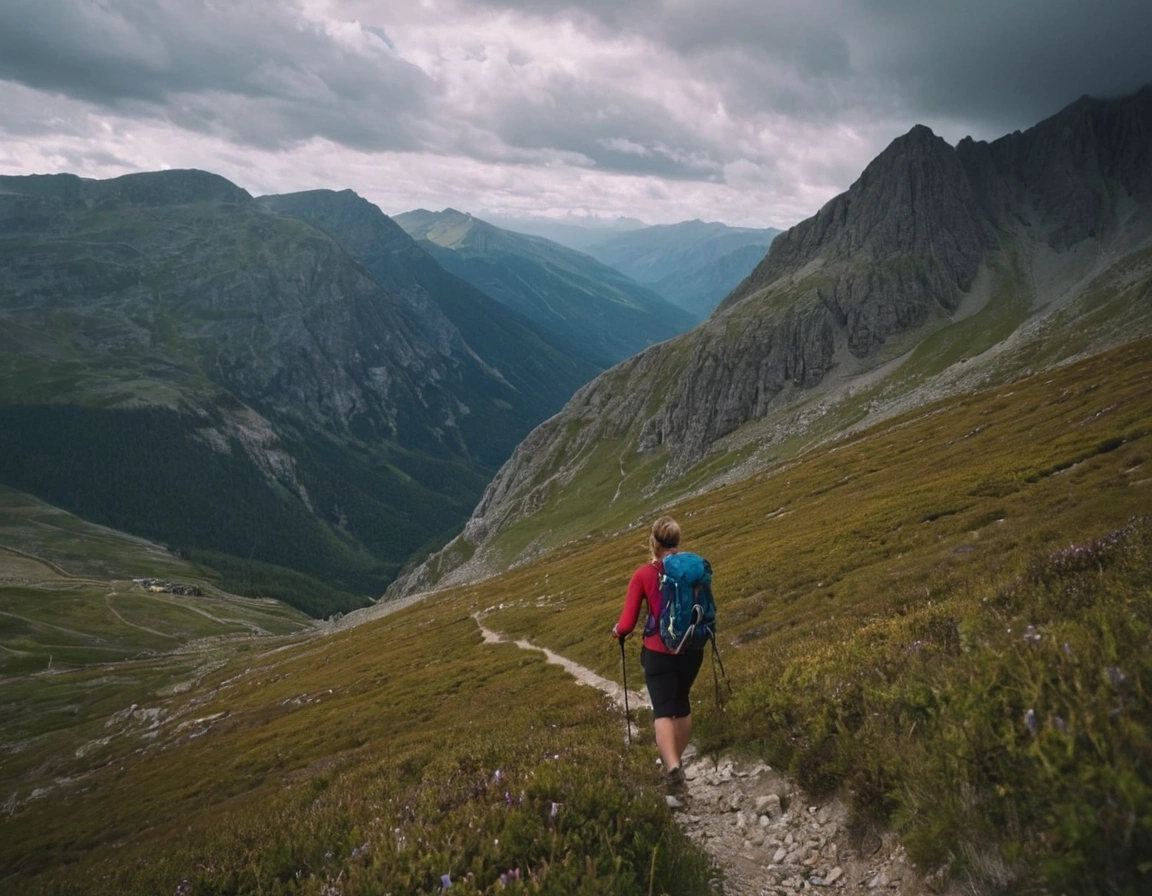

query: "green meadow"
left=2, top=336, right=1151, bottom=894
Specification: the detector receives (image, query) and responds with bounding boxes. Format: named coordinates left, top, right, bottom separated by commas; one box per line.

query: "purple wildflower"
left=1024, top=708, right=1037, bottom=733
left=441, top=873, right=452, bottom=889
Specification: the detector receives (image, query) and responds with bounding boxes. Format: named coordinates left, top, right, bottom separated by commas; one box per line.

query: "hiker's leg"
left=668, top=651, right=703, bottom=764
left=653, top=716, right=680, bottom=769
left=643, top=648, right=682, bottom=767
left=673, top=714, right=692, bottom=760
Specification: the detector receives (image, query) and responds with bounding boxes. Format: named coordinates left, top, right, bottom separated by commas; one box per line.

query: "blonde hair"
left=648, top=515, right=681, bottom=561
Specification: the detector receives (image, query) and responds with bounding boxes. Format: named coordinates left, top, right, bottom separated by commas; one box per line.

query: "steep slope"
left=394, top=208, right=698, bottom=366
left=258, top=189, right=600, bottom=417
left=0, top=171, right=592, bottom=613
left=583, top=220, right=781, bottom=317
left=391, top=87, right=1152, bottom=597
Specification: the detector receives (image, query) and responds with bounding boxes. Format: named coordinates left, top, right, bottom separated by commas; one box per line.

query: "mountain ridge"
left=257, top=188, right=600, bottom=417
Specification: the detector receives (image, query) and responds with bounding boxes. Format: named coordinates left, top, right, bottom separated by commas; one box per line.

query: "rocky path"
left=673, top=750, right=923, bottom=895
left=474, top=616, right=925, bottom=896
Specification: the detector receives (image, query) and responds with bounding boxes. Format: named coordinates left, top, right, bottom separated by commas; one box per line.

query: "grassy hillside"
left=3, top=337, right=1150, bottom=894
left=0, top=404, right=459, bottom=616
left=0, top=488, right=314, bottom=840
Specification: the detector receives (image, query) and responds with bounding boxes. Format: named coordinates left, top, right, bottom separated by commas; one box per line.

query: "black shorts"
left=641, top=647, right=704, bottom=719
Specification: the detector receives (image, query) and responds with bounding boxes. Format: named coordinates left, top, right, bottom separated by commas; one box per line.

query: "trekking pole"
left=710, top=636, right=733, bottom=711
left=619, top=634, right=632, bottom=746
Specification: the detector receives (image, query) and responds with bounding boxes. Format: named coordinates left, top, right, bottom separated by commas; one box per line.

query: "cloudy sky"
left=1, top=1, right=1150, bottom=229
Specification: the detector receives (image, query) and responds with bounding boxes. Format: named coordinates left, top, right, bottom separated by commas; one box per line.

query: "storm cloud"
left=0, top=0, right=1149, bottom=226
left=0, top=0, right=433, bottom=151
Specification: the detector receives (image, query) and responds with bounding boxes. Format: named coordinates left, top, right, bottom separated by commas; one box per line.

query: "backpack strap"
left=642, top=559, right=663, bottom=638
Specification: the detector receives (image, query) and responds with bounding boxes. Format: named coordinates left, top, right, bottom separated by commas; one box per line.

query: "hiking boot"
left=666, top=766, right=686, bottom=793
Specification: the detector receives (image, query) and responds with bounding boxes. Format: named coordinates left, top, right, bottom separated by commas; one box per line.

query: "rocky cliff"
left=389, top=87, right=1152, bottom=597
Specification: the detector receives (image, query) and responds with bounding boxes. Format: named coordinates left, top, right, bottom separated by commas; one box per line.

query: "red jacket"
left=614, top=558, right=673, bottom=654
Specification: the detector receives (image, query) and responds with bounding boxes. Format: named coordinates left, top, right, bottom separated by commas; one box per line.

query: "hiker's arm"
left=613, top=566, right=652, bottom=638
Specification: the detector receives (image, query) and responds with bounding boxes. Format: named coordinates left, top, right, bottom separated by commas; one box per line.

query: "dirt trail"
left=474, top=616, right=925, bottom=896
left=473, top=614, right=650, bottom=742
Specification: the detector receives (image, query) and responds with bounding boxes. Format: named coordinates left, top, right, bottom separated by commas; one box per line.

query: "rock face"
left=0, top=172, right=599, bottom=611
left=729, top=124, right=992, bottom=357
left=389, top=87, right=1152, bottom=597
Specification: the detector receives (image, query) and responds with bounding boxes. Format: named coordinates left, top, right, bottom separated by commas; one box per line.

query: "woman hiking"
left=611, top=515, right=703, bottom=791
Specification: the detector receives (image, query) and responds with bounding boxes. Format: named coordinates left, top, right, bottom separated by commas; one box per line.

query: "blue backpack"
left=651, top=552, right=717, bottom=653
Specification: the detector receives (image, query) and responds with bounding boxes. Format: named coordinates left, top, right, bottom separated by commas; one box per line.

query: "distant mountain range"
left=393, top=208, right=698, bottom=366
left=484, top=214, right=782, bottom=318
left=482, top=213, right=647, bottom=252
left=390, top=86, right=1152, bottom=597
left=581, top=220, right=781, bottom=318
left=0, top=174, right=603, bottom=614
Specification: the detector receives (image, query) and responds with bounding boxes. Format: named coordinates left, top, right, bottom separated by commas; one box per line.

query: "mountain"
left=389, top=87, right=1152, bottom=597
left=393, top=208, right=699, bottom=366
left=0, top=171, right=596, bottom=614
left=257, top=189, right=600, bottom=416
left=582, top=220, right=782, bottom=317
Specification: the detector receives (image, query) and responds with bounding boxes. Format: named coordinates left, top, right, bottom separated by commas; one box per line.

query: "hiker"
left=611, top=515, right=704, bottom=790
